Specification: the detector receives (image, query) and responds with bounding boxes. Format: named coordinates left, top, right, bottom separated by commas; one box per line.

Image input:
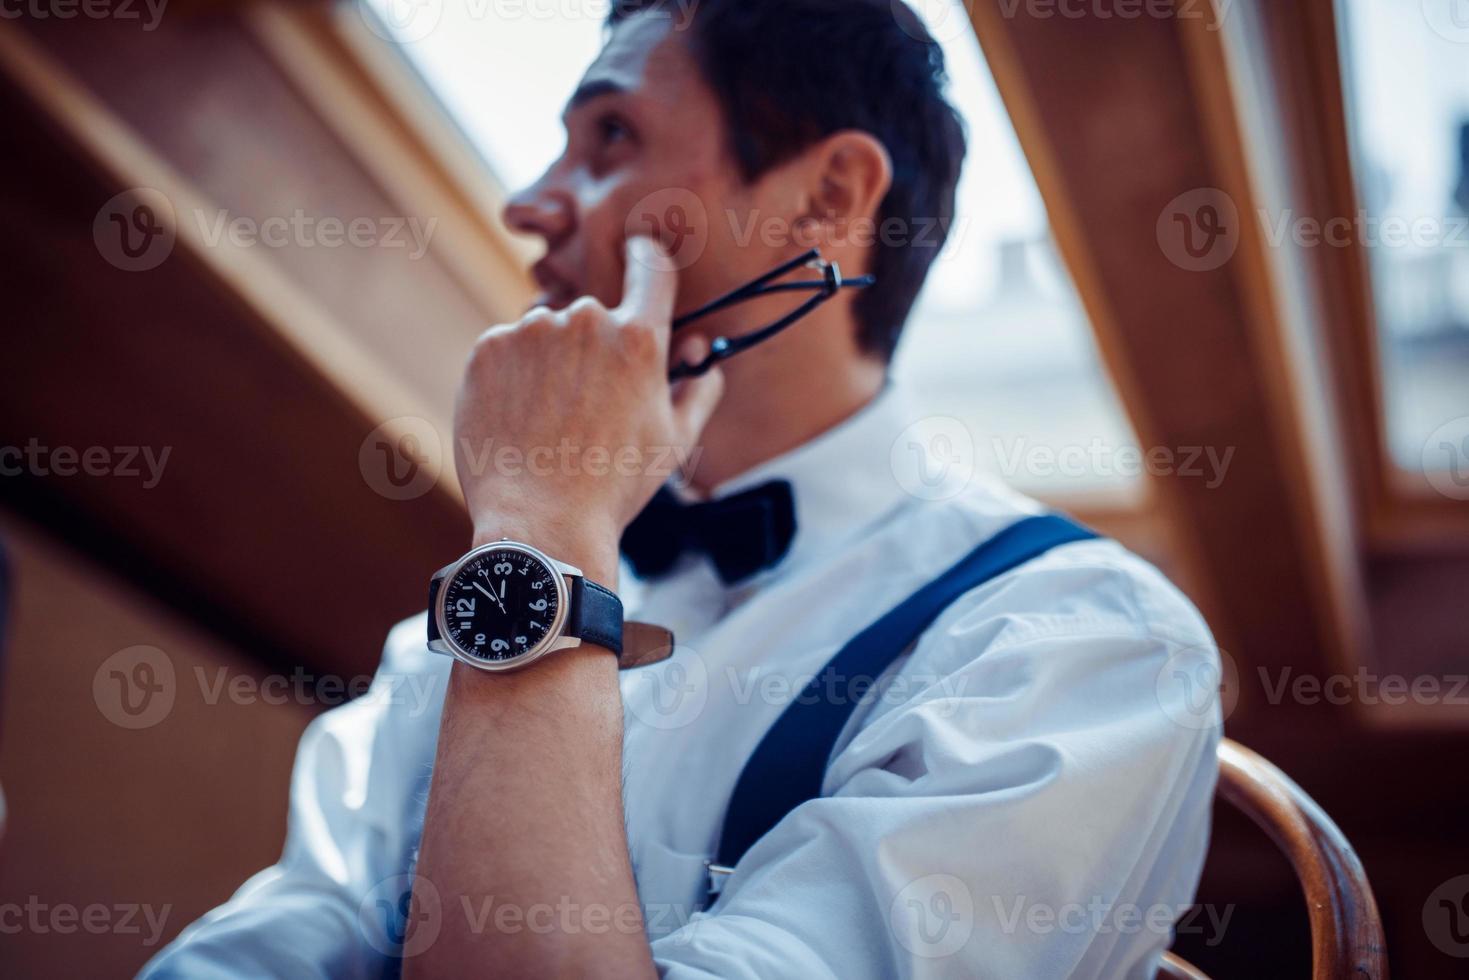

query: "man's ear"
left=803, top=130, right=893, bottom=232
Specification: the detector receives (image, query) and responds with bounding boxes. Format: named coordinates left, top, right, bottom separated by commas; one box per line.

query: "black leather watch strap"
left=427, top=576, right=443, bottom=642
left=566, top=576, right=623, bottom=656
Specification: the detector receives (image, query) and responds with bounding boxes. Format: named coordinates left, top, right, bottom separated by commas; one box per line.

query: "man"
left=144, top=1, right=1220, bottom=977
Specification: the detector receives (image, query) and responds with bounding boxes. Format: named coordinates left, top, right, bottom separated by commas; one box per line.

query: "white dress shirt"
left=143, top=387, right=1221, bottom=979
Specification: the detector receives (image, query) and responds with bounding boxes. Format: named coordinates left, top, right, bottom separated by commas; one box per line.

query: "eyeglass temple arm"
left=671, top=248, right=823, bottom=331
left=669, top=258, right=875, bottom=380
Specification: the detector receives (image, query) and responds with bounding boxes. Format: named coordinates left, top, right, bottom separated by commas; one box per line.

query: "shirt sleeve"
left=139, top=616, right=448, bottom=980
left=648, top=550, right=1222, bottom=980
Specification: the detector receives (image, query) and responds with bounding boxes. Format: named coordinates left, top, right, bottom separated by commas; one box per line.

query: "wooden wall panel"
left=0, top=513, right=312, bottom=979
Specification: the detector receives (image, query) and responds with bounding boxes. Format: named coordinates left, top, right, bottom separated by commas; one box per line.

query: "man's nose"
left=503, top=176, right=575, bottom=246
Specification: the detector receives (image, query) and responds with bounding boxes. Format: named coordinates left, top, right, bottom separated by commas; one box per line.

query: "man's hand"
left=453, top=236, right=724, bottom=574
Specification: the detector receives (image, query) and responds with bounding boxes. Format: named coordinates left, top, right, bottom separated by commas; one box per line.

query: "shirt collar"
left=707, top=384, right=917, bottom=582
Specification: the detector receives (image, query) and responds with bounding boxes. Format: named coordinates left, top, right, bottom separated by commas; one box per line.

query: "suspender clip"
left=703, top=860, right=735, bottom=906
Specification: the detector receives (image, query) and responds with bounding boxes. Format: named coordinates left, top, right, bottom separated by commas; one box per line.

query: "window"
left=359, top=0, right=1138, bottom=496
left=1339, top=0, right=1469, bottom=476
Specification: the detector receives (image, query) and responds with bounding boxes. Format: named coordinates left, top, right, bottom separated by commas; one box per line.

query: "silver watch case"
left=428, top=539, right=584, bottom=672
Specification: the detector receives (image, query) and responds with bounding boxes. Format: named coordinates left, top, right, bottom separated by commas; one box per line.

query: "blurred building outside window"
left=1340, top=0, right=1469, bottom=477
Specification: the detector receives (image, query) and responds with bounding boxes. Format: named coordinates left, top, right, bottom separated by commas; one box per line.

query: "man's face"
left=503, top=12, right=792, bottom=332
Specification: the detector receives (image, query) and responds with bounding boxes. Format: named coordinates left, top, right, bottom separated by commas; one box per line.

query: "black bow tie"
left=621, top=479, right=797, bottom=585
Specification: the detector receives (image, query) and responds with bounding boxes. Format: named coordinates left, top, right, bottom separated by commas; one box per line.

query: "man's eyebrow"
left=564, top=78, right=628, bottom=114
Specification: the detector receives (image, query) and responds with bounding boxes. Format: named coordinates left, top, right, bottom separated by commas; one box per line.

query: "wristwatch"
left=427, top=539, right=673, bottom=672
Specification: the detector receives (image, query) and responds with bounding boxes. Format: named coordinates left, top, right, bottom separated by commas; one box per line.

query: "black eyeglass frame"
left=667, top=248, right=876, bottom=380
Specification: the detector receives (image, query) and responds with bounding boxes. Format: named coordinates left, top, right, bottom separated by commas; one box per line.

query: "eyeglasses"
left=667, top=248, right=876, bottom=380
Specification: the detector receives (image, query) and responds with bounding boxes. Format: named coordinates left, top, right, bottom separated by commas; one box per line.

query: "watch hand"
left=472, top=580, right=507, bottom=614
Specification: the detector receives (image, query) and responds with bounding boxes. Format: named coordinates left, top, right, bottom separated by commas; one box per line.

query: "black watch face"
left=442, top=547, right=562, bottom=663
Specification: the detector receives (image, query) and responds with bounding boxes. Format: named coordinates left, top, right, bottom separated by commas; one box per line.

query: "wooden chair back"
left=1158, top=739, right=1387, bottom=979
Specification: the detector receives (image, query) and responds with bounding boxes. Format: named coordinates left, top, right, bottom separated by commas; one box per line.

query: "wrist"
left=471, top=510, right=621, bottom=587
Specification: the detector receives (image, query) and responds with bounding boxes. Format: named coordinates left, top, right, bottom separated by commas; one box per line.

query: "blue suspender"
left=708, top=514, right=1099, bottom=899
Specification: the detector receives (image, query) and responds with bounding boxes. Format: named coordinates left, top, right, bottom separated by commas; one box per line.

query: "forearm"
left=405, top=526, right=655, bottom=978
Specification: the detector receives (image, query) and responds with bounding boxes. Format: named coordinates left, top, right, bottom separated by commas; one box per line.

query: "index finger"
left=618, top=235, right=678, bottom=330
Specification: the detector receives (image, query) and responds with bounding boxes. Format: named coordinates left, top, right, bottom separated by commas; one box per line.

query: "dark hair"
left=608, top=0, right=967, bottom=360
